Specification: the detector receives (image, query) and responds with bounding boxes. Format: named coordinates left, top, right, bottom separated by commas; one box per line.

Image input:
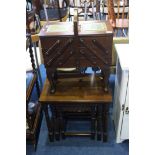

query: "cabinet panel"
left=113, top=44, right=129, bottom=143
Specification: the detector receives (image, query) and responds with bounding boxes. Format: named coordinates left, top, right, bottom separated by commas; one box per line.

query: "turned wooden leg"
left=51, top=106, right=59, bottom=141
left=58, top=107, right=65, bottom=139
left=102, top=104, right=109, bottom=142
left=49, top=105, right=55, bottom=142
left=54, top=106, right=60, bottom=141
left=91, top=106, right=96, bottom=140
left=55, top=106, right=65, bottom=140
left=50, top=72, right=57, bottom=93
left=97, top=105, right=102, bottom=141
left=43, top=104, right=54, bottom=142
left=101, top=68, right=110, bottom=92
left=47, top=69, right=57, bottom=94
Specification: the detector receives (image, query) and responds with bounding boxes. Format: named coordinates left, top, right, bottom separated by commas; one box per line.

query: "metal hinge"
left=125, top=107, right=129, bottom=114
left=122, top=104, right=125, bottom=111
left=122, top=105, right=129, bottom=114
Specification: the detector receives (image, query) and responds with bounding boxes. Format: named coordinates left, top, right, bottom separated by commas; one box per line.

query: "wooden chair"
left=33, top=0, right=69, bottom=22
left=26, top=8, right=41, bottom=35
left=26, top=35, right=43, bottom=150
left=26, top=3, right=43, bottom=87
left=107, top=0, right=129, bottom=37
left=69, top=0, right=102, bottom=21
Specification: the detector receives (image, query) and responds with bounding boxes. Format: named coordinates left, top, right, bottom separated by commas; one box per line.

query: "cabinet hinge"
left=122, top=104, right=125, bottom=111
left=125, top=107, right=129, bottom=114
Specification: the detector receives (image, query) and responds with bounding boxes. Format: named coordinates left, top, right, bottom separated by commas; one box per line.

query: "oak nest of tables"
left=39, top=76, right=112, bottom=142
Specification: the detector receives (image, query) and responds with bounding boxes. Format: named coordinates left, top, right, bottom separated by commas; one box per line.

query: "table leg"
left=91, top=106, right=96, bottom=140
left=101, top=68, right=110, bottom=92
left=53, top=106, right=60, bottom=141
left=57, top=107, right=65, bottom=139
left=49, top=105, right=55, bottom=142
left=97, top=105, right=102, bottom=140
left=60, top=110, right=65, bottom=139
left=102, top=104, right=109, bottom=142
left=47, top=69, right=57, bottom=94
left=43, top=104, right=54, bottom=142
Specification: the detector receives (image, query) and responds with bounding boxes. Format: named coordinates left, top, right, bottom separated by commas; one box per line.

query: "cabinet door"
left=120, top=82, right=129, bottom=140
left=113, top=58, right=129, bottom=143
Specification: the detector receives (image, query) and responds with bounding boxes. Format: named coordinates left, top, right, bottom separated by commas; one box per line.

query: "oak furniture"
left=39, top=13, right=113, bottom=93
left=69, top=0, right=102, bottom=21
left=107, top=0, right=129, bottom=36
left=33, top=0, right=69, bottom=22
left=39, top=76, right=112, bottom=141
left=38, top=8, right=113, bottom=142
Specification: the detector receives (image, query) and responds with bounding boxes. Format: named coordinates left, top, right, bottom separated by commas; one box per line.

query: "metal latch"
left=125, top=107, right=129, bottom=114
left=122, top=104, right=125, bottom=111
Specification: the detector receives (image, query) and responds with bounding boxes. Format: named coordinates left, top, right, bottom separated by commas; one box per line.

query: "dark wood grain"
left=39, top=20, right=113, bottom=93
left=39, top=76, right=112, bottom=103
left=39, top=76, right=112, bottom=142
left=38, top=19, right=113, bottom=142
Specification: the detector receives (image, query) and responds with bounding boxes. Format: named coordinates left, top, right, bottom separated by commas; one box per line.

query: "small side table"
left=39, top=76, right=112, bottom=142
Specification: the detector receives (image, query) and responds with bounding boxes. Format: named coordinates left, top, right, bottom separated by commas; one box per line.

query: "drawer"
left=40, top=37, right=74, bottom=52
left=78, top=47, right=112, bottom=65
left=78, top=36, right=113, bottom=59
left=79, top=36, right=113, bottom=51
left=45, top=58, right=77, bottom=68
left=41, top=36, right=112, bottom=69
left=44, top=51, right=77, bottom=68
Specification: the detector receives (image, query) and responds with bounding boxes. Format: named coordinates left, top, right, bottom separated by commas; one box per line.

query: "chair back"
left=33, top=0, right=69, bottom=21
left=107, top=0, right=129, bottom=36
left=69, top=0, right=102, bottom=21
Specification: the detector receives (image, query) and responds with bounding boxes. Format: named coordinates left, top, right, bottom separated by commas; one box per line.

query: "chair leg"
left=113, top=28, right=117, bottom=37
left=122, top=28, right=127, bottom=37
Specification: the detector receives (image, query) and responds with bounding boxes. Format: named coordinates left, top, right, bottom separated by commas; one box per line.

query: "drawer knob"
left=92, top=39, right=96, bottom=42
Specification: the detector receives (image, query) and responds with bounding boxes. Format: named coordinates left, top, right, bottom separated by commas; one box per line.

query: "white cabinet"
left=113, top=44, right=129, bottom=143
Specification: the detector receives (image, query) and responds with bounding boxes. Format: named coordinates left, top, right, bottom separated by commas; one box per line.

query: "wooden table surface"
left=39, top=76, right=112, bottom=103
